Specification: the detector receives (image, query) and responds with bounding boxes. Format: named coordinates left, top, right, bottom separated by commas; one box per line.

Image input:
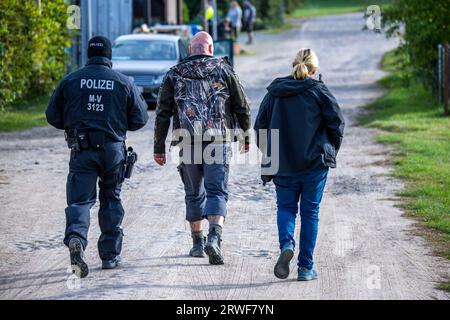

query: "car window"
left=112, top=40, right=177, bottom=61
left=178, top=39, right=189, bottom=60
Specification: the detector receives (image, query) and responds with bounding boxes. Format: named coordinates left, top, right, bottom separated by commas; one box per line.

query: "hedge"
left=0, top=0, right=70, bottom=110
left=383, top=0, right=450, bottom=95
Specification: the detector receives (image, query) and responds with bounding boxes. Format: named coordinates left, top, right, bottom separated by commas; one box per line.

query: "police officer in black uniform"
left=46, top=36, right=149, bottom=278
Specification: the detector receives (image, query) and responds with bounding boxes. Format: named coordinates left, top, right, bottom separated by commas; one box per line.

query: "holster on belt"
left=119, top=147, right=138, bottom=183
left=65, top=129, right=80, bottom=152
left=64, top=129, right=106, bottom=151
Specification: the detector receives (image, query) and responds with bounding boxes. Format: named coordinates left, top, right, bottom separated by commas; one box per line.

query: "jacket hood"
left=267, top=76, right=319, bottom=97
left=172, top=56, right=223, bottom=79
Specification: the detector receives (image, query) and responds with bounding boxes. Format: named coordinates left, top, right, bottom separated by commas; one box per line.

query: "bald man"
left=154, top=32, right=250, bottom=265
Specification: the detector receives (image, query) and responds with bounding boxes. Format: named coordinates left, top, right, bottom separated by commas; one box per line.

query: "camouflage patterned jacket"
left=154, top=55, right=251, bottom=154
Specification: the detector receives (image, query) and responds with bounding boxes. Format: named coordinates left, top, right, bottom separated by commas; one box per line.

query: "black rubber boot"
left=69, top=237, right=89, bottom=278
left=205, top=224, right=224, bottom=265
left=102, top=255, right=122, bottom=269
left=189, top=231, right=206, bottom=257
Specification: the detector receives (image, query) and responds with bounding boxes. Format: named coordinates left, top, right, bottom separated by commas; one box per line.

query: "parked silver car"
left=112, top=34, right=189, bottom=108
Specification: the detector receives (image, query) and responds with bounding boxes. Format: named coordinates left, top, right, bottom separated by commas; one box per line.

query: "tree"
left=383, top=0, right=450, bottom=93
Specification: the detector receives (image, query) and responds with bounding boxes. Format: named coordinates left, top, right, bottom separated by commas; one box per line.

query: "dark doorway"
left=150, top=0, right=165, bottom=25
left=132, top=0, right=149, bottom=29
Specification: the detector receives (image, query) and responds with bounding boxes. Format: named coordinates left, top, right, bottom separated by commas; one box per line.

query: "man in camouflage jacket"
left=154, top=32, right=250, bottom=265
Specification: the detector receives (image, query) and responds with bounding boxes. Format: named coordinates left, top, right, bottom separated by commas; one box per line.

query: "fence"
left=437, top=42, right=449, bottom=115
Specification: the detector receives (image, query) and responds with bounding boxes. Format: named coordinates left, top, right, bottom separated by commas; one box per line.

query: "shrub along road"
left=0, top=13, right=448, bottom=299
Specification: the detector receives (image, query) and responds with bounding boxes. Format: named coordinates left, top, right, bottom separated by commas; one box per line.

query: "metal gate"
left=438, top=43, right=449, bottom=115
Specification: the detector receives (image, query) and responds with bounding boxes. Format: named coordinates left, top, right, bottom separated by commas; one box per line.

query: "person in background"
left=227, top=1, right=242, bottom=42
left=254, top=48, right=345, bottom=281
left=132, top=23, right=151, bottom=34
left=243, top=0, right=256, bottom=44
left=218, top=17, right=233, bottom=40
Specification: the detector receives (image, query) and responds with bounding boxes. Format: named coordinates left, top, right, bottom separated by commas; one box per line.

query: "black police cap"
left=88, top=36, right=112, bottom=60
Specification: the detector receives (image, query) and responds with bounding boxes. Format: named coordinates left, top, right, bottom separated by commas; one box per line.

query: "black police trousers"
left=63, top=141, right=125, bottom=261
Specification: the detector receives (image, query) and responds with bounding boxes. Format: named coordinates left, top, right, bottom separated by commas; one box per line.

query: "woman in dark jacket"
left=254, top=48, right=345, bottom=281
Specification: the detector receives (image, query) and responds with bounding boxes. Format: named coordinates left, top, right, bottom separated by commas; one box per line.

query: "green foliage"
left=0, top=0, right=36, bottom=110
left=290, top=0, right=379, bottom=18
left=183, top=0, right=204, bottom=23
left=283, top=0, right=304, bottom=14
left=0, top=0, right=70, bottom=110
left=438, top=281, right=450, bottom=292
left=182, top=0, right=190, bottom=24
left=249, top=0, right=303, bottom=27
left=265, top=0, right=285, bottom=27
left=31, top=1, right=71, bottom=95
left=383, top=0, right=450, bottom=94
left=183, top=0, right=304, bottom=28
left=0, top=94, right=50, bottom=131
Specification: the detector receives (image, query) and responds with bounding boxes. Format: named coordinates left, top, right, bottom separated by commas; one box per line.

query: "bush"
left=182, top=0, right=191, bottom=24
left=283, top=0, right=304, bottom=14
left=0, top=0, right=36, bottom=109
left=31, top=0, right=71, bottom=95
left=0, top=0, right=70, bottom=110
left=253, top=0, right=304, bottom=27
left=383, top=0, right=450, bottom=95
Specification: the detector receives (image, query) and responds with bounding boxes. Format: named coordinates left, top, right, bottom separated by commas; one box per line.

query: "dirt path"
left=0, top=13, right=448, bottom=300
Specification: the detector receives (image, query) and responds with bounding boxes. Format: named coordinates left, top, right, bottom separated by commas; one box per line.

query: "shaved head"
left=189, top=31, right=214, bottom=56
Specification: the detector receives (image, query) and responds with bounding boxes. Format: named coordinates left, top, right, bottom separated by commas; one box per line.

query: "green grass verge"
left=359, top=51, right=450, bottom=290
left=290, top=0, right=391, bottom=19
left=438, top=281, right=450, bottom=292
left=0, top=95, right=50, bottom=132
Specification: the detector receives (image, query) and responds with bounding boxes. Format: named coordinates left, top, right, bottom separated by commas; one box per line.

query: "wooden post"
left=438, top=44, right=442, bottom=103
left=444, top=43, right=449, bottom=116
left=212, top=0, right=218, bottom=41
left=202, top=0, right=208, bottom=32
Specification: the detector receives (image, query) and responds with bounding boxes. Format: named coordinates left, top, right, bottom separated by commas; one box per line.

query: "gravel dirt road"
left=0, top=13, right=448, bottom=300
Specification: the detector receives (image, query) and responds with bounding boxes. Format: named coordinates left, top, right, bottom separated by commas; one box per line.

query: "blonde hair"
left=292, top=48, right=319, bottom=80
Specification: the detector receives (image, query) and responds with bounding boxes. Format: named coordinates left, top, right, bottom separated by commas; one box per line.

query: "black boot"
left=69, top=237, right=89, bottom=278
left=205, top=224, right=224, bottom=265
left=189, top=231, right=206, bottom=257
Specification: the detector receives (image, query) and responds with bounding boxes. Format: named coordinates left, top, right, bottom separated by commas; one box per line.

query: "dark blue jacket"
left=46, top=56, right=149, bottom=141
left=254, top=75, right=345, bottom=176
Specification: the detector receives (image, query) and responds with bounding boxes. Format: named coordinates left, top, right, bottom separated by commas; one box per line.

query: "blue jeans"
left=273, top=165, right=329, bottom=270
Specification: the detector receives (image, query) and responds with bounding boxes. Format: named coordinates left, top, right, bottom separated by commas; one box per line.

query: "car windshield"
left=112, top=40, right=177, bottom=61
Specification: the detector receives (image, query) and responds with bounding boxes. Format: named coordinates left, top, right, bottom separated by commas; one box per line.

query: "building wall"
left=74, top=0, right=182, bottom=68
left=80, top=0, right=133, bottom=66
left=165, top=0, right=182, bottom=24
